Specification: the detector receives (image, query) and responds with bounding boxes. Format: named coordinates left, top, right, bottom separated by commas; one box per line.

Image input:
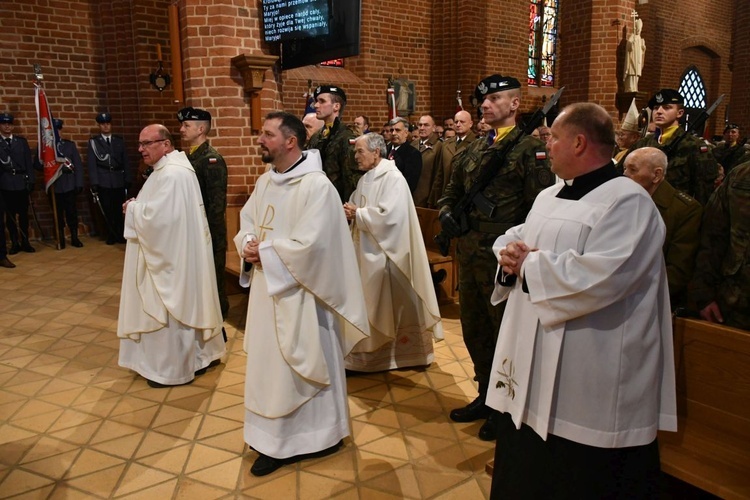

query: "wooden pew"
left=658, top=318, right=750, bottom=499
left=224, top=205, right=243, bottom=284
left=415, top=207, right=458, bottom=305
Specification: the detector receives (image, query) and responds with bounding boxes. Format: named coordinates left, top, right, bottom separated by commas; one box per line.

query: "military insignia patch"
left=209, top=158, right=218, bottom=164
left=535, top=151, right=547, bottom=160
left=700, top=145, right=708, bottom=153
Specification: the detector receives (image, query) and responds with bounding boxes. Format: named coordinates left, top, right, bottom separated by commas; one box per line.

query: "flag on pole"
left=456, top=90, right=464, bottom=112
left=34, top=83, right=65, bottom=193
left=387, top=87, right=397, bottom=121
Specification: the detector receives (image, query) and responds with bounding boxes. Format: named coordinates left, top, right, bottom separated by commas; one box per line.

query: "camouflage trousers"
left=457, top=231, right=506, bottom=396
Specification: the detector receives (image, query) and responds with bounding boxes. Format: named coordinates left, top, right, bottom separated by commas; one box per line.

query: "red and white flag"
left=34, top=83, right=66, bottom=193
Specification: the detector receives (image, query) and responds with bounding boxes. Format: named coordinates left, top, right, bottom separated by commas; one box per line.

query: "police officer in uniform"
left=438, top=75, right=554, bottom=440
left=0, top=112, right=36, bottom=254
left=178, top=106, right=230, bottom=328
left=87, top=112, right=130, bottom=244
left=306, top=85, right=361, bottom=202
left=51, top=119, right=84, bottom=248
left=624, top=89, right=718, bottom=205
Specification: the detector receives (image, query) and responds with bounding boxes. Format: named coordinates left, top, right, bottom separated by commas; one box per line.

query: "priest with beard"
left=235, top=111, right=369, bottom=477
left=343, top=133, right=443, bottom=372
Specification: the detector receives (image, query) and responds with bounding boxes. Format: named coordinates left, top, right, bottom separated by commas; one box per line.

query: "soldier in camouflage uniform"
left=306, top=85, right=361, bottom=202
left=689, top=160, right=750, bottom=331
left=623, top=89, right=718, bottom=205
left=712, top=124, right=750, bottom=175
left=178, top=107, right=229, bottom=329
left=438, top=74, right=554, bottom=440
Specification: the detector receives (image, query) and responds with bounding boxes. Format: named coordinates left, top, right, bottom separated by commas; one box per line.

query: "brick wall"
left=730, top=1, right=749, bottom=134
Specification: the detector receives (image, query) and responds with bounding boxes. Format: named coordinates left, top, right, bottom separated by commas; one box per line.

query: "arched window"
left=528, top=0, right=559, bottom=87
left=678, top=66, right=707, bottom=109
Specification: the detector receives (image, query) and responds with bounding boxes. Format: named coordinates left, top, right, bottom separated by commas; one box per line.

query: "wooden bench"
left=224, top=206, right=243, bottom=288
left=416, top=207, right=458, bottom=305
left=485, top=318, right=750, bottom=499
left=657, top=317, right=750, bottom=499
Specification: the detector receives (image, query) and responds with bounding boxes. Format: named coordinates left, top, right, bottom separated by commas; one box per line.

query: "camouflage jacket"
left=187, top=141, right=228, bottom=252
left=438, top=128, right=554, bottom=235
left=689, top=161, right=750, bottom=329
left=628, top=129, right=718, bottom=205
left=712, top=140, right=750, bottom=174
left=306, top=117, right=360, bottom=202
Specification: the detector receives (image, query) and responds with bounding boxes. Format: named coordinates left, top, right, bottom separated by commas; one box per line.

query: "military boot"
left=70, top=228, right=83, bottom=247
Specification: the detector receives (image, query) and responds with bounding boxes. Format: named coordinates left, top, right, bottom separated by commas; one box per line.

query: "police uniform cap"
left=474, top=74, right=521, bottom=102
left=313, top=85, right=347, bottom=103
left=53, top=118, right=64, bottom=130
left=648, top=89, right=684, bottom=109
left=177, top=107, right=212, bottom=122
left=724, top=123, right=739, bottom=133
left=0, top=112, right=14, bottom=124
left=96, top=112, right=112, bottom=123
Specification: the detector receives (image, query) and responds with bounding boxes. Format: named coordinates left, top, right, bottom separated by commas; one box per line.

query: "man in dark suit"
left=87, top=112, right=131, bottom=244
left=427, top=110, right=476, bottom=207
left=0, top=112, right=35, bottom=254
left=386, top=117, right=421, bottom=194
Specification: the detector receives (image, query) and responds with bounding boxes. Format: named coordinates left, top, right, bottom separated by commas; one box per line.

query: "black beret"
left=724, top=123, right=739, bottom=133
left=313, top=85, right=347, bottom=103
left=96, top=112, right=112, bottom=123
left=647, top=89, right=684, bottom=109
left=177, top=107, right=212, bottom=122
left=0, top=113, right=14, bottom=124
left=474, top=74, right=521, bottom=102
left=53, top=118, right=64, bottom=129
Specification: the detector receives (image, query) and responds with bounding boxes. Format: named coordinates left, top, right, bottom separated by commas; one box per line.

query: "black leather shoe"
left=478, top=411, right=500, bottom=441
left=21, top=242, right=35, bottom=253
left=8, top=245, right=20, bottom=255
left=59, top=238, right=66, bottom=249
left=71, top=238, right=83, bottom=248
left=0, top=257, right=16, bottom=268
left=195, top=359, right=221, bottom=376
left=449, top=396, right=491, bottom=422
left=250, top=454, right=285, bottom=476
left=147, top=378, right=193, bottom=388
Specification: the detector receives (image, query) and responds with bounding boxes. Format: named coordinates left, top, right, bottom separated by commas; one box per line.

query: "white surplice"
left=234, top=149, right=369, bottom=459
left=486, top=176, right=677, bottom=448
left=118, top=150, right=225, bottom=385
left=345, top=159, right=443, bottom=372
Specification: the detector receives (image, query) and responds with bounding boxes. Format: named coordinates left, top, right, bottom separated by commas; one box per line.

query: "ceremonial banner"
left=387, top=87, right=397, bottom=121
left=34, top=84, right=65, bottom=193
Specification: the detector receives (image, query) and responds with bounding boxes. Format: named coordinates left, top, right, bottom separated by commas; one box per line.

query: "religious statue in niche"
left=623, top=11, right=646, bottom=93
left=392, top=78, right=416, bottom=116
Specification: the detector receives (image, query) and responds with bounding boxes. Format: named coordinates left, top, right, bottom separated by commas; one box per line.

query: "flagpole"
left=33, top=64, right=61, bottom=250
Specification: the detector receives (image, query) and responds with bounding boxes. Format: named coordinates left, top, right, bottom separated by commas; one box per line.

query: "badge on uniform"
left=699, top=145, right=708, bottom=153
left=209, top=158, right=218, bottom=164
left=536, top=151, right=547, bottom=160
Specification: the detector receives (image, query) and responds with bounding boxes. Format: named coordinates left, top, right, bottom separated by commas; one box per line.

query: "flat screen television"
left=265, top=0, right=361, bottom=70
left=261, top=0, right=330, bottom=43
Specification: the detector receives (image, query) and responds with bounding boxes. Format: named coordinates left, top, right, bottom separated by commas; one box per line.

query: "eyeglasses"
left=138, top=139, right=167, bottom=148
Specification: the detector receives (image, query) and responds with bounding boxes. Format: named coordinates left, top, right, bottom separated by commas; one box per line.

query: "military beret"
left=95, top=112, right=112, bottom=123
left=724, top=123, right=739, bottom=133
left=313, top=85, right=347, bottom=103
left=53, top=118, right=64, bottom=130
left=474, top=74, right=521, bottom=102
left=648, top=89, right=684, bottom=109
left=0, top=112, right=14, bottom=124
left=177, top=107, right=212, bottom=122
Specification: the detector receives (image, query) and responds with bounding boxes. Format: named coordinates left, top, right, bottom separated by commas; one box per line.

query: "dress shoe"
left=250, top=440, right=344, bottom=477
left=59, top=238, right=66, bottom=249
left=0, top=257, right=16, bottom=268
left=194, top=359, right=221, bottom=376
left=449, top=395, right=491, bottom=422
left=21, top=242, right=35, bottom=253
left=146, top=378, right=193, bottom=388
left=478, top=410, right=500, bottom=441
left=8, top=244, right=20, bottom=255
left=71, top=238, right=83, bottom=248
left=106, top=239, right=116, bottom=245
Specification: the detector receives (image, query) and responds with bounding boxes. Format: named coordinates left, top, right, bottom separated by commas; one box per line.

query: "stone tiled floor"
left=0, top=239, right=494, bottom=499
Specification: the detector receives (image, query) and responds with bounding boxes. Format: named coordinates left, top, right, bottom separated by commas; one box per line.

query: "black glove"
left=439, top=211, right=462, bottom=239
left=90, top=184, right=99, bottom=194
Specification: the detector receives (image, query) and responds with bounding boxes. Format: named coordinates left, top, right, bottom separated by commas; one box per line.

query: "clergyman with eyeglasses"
left=117, top=124, right=225, bottom=389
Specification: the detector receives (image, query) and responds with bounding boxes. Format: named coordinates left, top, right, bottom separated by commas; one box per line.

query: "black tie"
left=456, top=138, right=462, bottom=145
left=106, top=137, right=111, bottom=145
left=4, top=138, right=10, bottom=147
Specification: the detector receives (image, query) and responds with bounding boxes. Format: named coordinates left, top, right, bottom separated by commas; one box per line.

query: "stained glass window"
left=678, top=66, right=707, bottom=109
left=528, top=0, right=559, bottom=87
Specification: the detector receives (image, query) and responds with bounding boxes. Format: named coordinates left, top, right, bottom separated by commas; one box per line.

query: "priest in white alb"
left=235, top=112, right=369, bottom=477
left=343, top=133, right=443, bottom=372
left=487, top=104, right=676, bottom=498
left=118, top=124, right=225, bottom=388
